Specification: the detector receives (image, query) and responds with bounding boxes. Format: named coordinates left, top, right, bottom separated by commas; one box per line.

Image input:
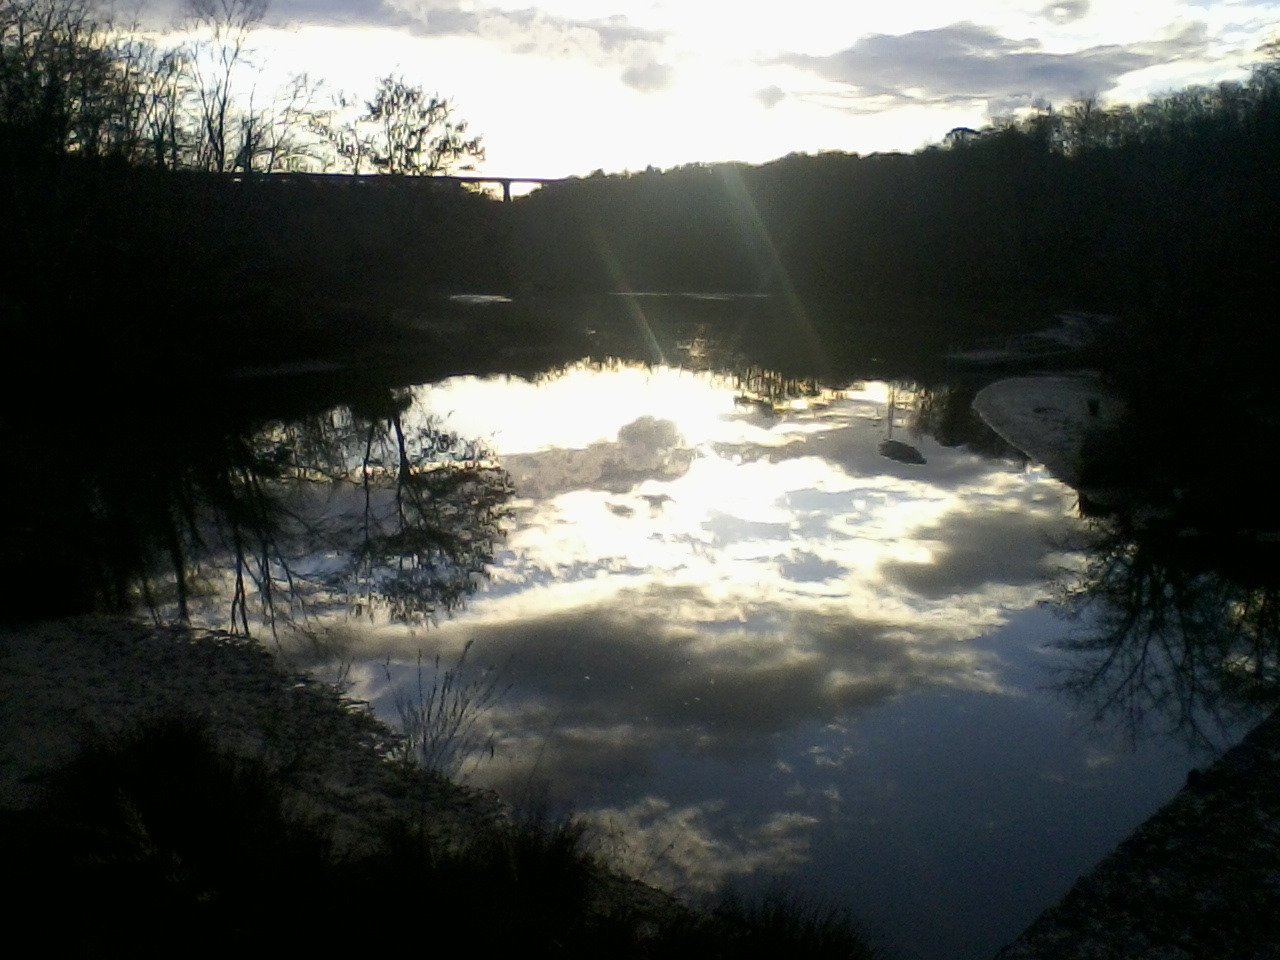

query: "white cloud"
left=621, top=56, right=674, bottom=91
left=583, top=797, right=819, bottom=894
left=1042, top=0, right=1090, bottom=26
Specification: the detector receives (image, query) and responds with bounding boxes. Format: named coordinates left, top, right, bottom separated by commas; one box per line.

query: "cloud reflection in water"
left=335, top=362, right=1087, bottom=927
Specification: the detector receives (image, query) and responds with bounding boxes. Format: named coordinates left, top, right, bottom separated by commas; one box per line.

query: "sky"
left=152, top=0, right=1280, bottom=177
left=166, top=1, right=1280, bottom=185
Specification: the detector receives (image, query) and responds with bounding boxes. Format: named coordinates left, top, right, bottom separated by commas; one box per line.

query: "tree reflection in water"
left=2, top=385, right=513, bottom=635
left=1055, top=503, right=1280, bottom=746
left=205, top=387, right=514, bottom=634
left=338, top=389, right=514, bottom=625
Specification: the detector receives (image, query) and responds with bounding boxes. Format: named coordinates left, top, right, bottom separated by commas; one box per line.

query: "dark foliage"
left=5, top=42, right=1280, bottom=384
left=1, top=717, right=340, bottom=952
left=0, top=165, right=512, bottom=381
left=510, top=61, right=1280, bottom=372
left=0, top=716, right=877, bottom=958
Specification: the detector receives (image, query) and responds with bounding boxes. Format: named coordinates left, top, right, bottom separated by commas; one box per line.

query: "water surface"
left=291, top=360, right=1240, bottom=960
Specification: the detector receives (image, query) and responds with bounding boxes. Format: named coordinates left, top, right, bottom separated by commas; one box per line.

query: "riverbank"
left=995, top=704, right=1280, bottom=958
left=0, top=617, right=876, bottom=956
left=0, top=617, right=505, bottom=848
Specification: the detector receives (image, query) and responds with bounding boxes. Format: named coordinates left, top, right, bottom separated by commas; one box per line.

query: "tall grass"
left=387, top=639, right=509, bottom=780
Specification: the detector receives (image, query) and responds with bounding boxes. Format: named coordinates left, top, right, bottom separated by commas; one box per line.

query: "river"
left=21, top=293, right=1268, bottom=960
left=255, top=353, right=1251, bottom=960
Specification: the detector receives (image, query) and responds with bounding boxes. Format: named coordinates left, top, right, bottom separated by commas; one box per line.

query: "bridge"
left=437, top=175, right=563, bottom=202
left=234, top=172, right=564, bottom=201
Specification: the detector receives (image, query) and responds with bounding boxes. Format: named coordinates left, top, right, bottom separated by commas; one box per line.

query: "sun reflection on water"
left=337, top=359, right=1078, bottom=740
left=277, top=360, right=1180, bottom=957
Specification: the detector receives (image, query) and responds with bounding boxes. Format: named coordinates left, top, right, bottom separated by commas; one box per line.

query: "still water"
left=267, top=359, right=1242, bottom=960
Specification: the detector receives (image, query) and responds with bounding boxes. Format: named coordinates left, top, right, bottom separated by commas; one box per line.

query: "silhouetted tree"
left=0, top=384, right=514, bottom=633
left=183, top=0, right=265, bottom=172
left=314, top=73, right=484, bottom=175
left=193, top=394, right=514, bottom=633
left=0, top=0, right=174, bottom=162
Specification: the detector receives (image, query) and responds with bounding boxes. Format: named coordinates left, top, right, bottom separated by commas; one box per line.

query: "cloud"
left=778, top=19, right=1211, bottom=108
left=265, top=0, right=667, bottom=49
left=583, top=798, right=819, bottom=894
left=501, top=416, right=694, bottom=499
left=353, top=581, right=1019, bottom=812
left=378, top=1, right=673, bottom=88
left=879, top=508, right=1070, bottom=598
left=622, top=57, right=675, bottom=92
left=370, top=592, right=999, bottom=769
left=756, top=85, right=786, bottom=108
left=268, top=0, right=402, bottom=28
left=244, top=1, right=678, bottom=88
left=1042, top=0, right=1090, bottom=25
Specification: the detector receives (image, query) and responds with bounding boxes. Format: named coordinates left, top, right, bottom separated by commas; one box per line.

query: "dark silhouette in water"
left=910, top=384, right=1027, bottom=460
left=1052, top=385, right=1280, bottom=746
left=0, top=382, right=513, bottom=632
left=1057, top=504, right=1280, bottom=746
left=878, top=439, right=927, bottom=465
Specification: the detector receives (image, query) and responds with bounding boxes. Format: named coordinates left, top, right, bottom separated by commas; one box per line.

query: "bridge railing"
left=225, top=172, right=563, bottom=201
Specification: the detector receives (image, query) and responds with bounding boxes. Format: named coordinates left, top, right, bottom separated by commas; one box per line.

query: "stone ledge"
left=994, top=708, right=1280, bottom=959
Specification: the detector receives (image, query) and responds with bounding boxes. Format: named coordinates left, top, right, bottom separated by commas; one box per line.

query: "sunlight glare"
left=411, top=365, right=737, bottom=455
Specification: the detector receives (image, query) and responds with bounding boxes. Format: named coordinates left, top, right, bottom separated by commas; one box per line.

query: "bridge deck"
left=230, top=172, right=562, bottom=201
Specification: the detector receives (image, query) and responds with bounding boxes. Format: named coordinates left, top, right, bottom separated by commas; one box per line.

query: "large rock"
left=972, top=373, right=1125, bottom=489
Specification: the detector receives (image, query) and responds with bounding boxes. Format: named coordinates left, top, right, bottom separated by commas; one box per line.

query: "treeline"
left=0, top=0, right=483, bottom=174
left=512, top=59, right=1280, bottom=351
left=1, top=0, right=509, bottom=379
left=5, top=0, right=1279, bottom=382
left=3, top=164, right=507, bottom=376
